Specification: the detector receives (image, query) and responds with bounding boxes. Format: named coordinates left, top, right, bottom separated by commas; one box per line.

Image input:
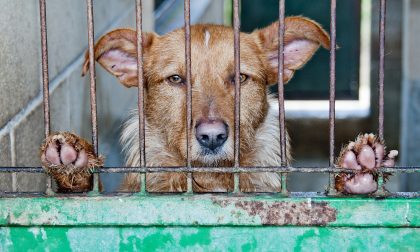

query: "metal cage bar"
left=39, top=0, right=54, bottom=195
left=184, top=0, right=193, bottom=193
left=86, top=0, right=99, bottom=194
left=277, top=0, right=288, bottom=195
left=328, top=0, right=337, bottom=195
left=135, top=0, right=147, bottom=194
left=1, top=166, right=419, bottom=174
left=233, top=0, right=241, bottom=193
left=378, top=0, right=386, bottom=141
left=135, top=0, right=146, bottom=171
left=277, top=0, right=287, bottom=166
left=1, top=0, right=418, bottom=198
left=376, top=0, right=387, bottom=196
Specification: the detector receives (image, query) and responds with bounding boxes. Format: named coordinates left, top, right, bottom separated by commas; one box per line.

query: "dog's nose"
left=195, top=119, right=228, bottom=150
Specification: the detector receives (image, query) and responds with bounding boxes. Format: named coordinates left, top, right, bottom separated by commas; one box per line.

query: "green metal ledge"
left=0, top=195, right=418, bottom=227
left=0, top=195, right=419, bottom=251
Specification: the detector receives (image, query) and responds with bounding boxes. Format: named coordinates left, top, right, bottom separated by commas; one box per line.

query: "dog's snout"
left=195, top=119, right=228, bottom=151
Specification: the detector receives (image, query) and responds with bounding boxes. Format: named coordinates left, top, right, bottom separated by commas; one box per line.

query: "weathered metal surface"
left=214, top=199, right=336, bottom=225
left=0, top=195, right=418, bottom=227
left=2, top=166, right=420, bottom=173
left=1, top=226, right=419, bottom=251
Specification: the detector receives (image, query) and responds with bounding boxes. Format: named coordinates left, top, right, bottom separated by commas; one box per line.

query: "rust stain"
left=213, top=199, right=337, bottom=226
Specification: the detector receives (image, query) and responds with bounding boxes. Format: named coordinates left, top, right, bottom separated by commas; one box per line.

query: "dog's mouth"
left=200, top=146, right=224, bottom=156
left=192, top=144, right=233, bottom=166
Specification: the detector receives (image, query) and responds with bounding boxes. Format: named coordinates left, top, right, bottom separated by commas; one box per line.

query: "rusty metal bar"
left=375, top=0, right=387, bottom=196
left=184, top=0, right=192, bottom=167
left=2, top=191, right=419, bottom=198
left=184, top=0, right=193, bottom=193
left=277, top=0, right=288, bottom=196
left=4, top=166, right=420, bottom=174
left=140, top=173, right=146, bottom=194
left=328, top=0, right=337, bottom=195
left=135, top=0, right=147, bottom=195
left=277, top=0, right=286, bottom=166
left=86, top=0, right=99, bottom=194
left=39, top=0, right=50, bottom=137
left=233, top=0, right=240, bottom=167
left=86, top=0, right=98, bottom=155
left=374, top=173, right=387, bottom=196
left=39, top=0, right=54, bottom=195
left=280, top=172, right=288, bottom=195
left=233, top=0, right=241, bottom=193
left=136, top=0, right=146, bottom=168
left=329, top=0, right=336, bottom=168
left=186, top=172, right=193, bottom=193
left=378, top=0, right=386, bottom=141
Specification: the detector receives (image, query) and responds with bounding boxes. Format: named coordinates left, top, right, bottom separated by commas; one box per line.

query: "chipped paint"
left=213, top=198, right=336, bottom=225
left=235, top=201, right=336, bottom=225
left=0, top=195, right=419, bottom=250
left=0, top=195, right=418, bottom=227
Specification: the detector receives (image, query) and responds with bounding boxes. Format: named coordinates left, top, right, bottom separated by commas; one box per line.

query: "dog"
left=40, top=16, right=397, bottom=194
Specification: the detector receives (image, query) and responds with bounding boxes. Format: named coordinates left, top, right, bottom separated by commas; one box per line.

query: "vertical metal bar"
left=39, top=0, right=54, bottom=195
left=184, top=0, right=193, bottom=193
left=136, top=0, right=146, bottom=169
left=40, top=0, right=50, bottom=137
left=376, top=0, right=387, bottom=196
left=278, top=0, right=288, bottom=195
left=378, top=0, right=386, bottom=141
left=277, top=0, right=286, bottom=166
left=280, top=173, right=288, bottom=195
left=328, top=0, right=337, bottom=195
left=233, top=0, right=241, bottom=193
left=86, top=0, right=99, bottom=194
left=140, top=173, right=146, bottom=194
left=10, top=131, right=17, bottom=192
left=136, top=0, right=147, bottom=194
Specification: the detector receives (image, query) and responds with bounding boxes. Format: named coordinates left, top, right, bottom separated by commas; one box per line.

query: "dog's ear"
left=254, top=16, right=330, bottom=84
left=82, top=28, right=157, bottom=87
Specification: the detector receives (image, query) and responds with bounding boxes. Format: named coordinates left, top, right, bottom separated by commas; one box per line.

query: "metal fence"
left=0, top=0, right=419, bottom=198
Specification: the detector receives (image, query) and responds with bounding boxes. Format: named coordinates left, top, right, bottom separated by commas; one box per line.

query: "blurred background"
left=0, top=0, right=418, bottom=193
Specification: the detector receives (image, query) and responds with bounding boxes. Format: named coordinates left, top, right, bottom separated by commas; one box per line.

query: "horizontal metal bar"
left=1, top=191, right=419, bottom=199
left=1, top=196, right=419, bottom=226
left=1, top=167, right=419, bottom=173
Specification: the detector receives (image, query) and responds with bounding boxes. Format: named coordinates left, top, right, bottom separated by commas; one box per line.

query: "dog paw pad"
left=335, top=133, right=398, bottom=194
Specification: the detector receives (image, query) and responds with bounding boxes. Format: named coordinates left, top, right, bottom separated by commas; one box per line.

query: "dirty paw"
left=335, top=133, right=398, bottom=194
left=40, top=132, right=103, bottom=192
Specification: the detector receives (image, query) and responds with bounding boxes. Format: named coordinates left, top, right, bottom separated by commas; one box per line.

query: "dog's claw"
left=335, top=133, right=398, bottom=194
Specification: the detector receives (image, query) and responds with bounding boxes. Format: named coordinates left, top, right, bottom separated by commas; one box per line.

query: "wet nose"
left=195, top=119, right=228, bottom=150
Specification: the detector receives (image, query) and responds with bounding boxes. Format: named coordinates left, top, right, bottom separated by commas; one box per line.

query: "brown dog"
left=40, top=17, right=396, bottom=194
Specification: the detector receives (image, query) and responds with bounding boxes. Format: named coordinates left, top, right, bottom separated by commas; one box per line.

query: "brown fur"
left=43, top=17, right=329, bottom=193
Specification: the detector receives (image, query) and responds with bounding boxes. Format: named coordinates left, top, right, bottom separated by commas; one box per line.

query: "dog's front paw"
left=335, top=133, right=398, bottom=194
left=40, top=132, right=103, bottom=192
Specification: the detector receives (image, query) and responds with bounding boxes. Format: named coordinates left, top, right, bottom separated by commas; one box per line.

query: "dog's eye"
left=167, top=75, right=184, bottom=85
left=231, top=74, right=248, bottom=84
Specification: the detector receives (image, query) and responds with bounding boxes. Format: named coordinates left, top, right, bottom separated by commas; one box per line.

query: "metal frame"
left=0, top=0, right=419, bottom=198
left=0, top=1, right=419, bottom=250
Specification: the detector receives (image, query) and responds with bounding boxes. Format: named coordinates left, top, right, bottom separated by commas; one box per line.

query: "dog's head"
left=82, top=17, right=329, bottom=166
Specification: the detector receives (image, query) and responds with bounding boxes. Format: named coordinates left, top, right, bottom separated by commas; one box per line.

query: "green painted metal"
left=0, top=195, right=418, bottom=227
left=1, top=195, right=419, bottom=250
left=1, top=227, right=419, bottom=251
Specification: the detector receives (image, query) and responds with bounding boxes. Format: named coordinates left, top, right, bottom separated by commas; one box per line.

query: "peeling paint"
left=0, top=196, right=418, bottom=227
left=214, top=199, right=336, bottom=225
